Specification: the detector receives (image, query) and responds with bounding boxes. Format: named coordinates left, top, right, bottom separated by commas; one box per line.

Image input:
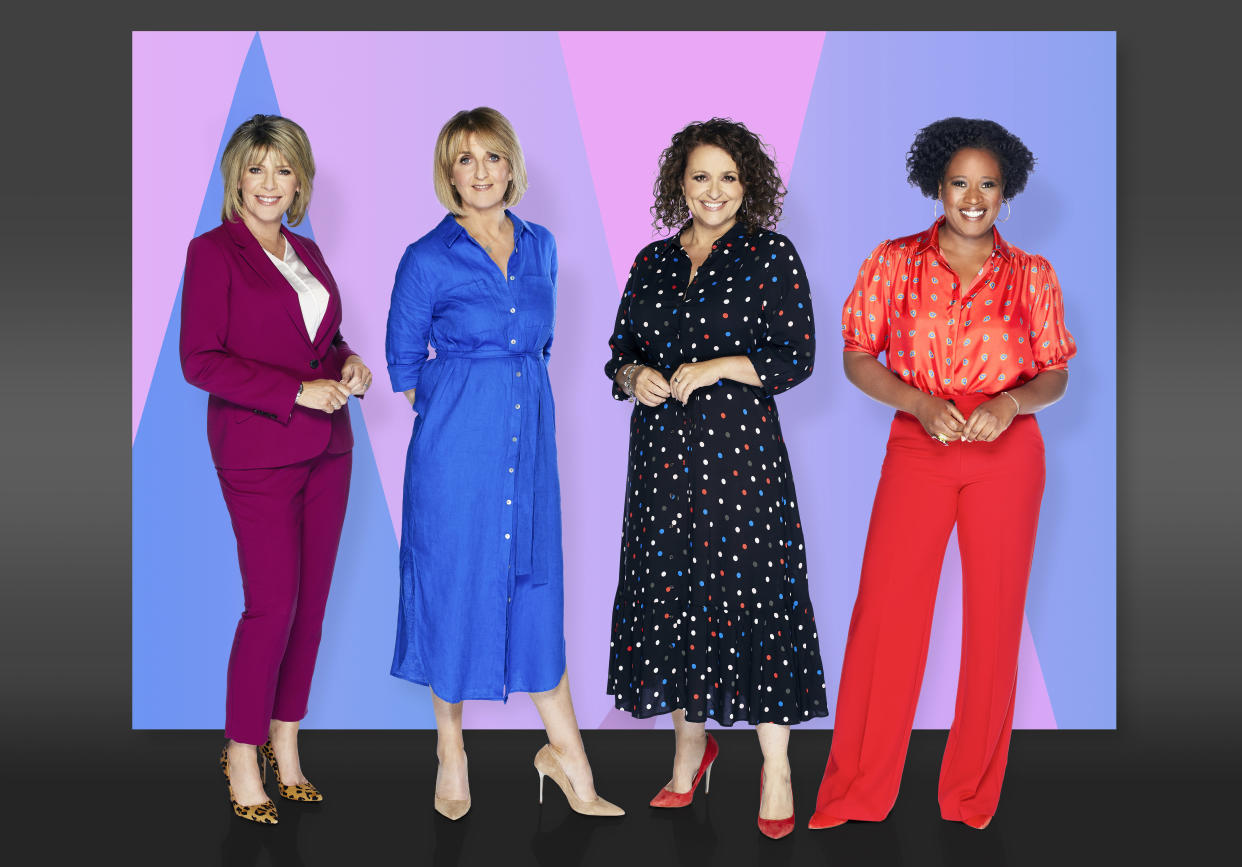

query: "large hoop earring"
left=999, top=199, right=1011, bottom=223
left=932, top=198, right=940, bottom=221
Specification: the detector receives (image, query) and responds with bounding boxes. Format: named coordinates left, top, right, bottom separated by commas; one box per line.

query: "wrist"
left=619, top=363, right=642, bottom=397
left=1000, top=390, right=1021, bottom=416
left=903, top=389, right=932, bottom=416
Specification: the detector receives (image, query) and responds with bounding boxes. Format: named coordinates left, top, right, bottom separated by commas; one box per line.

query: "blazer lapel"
left=226, top=218, right=314, bottom=348
left=283, top=229, right=341, bottom=350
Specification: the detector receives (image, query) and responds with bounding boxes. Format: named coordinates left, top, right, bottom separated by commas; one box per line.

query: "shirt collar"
left=913, top=216, right=1014, bottom=260
left=435, top=209, right=529, bottom=248
left=666, top=221, right=753, bottom=252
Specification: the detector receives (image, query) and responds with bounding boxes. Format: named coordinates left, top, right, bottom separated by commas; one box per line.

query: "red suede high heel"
left=649, top=734, right=719, bottom=808
left=757, top=768, right=795, bottom=839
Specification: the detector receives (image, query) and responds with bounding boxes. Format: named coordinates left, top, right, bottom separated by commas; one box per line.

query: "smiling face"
left=682, top=144, right=743, bottom=234
left=450, top=133, right=512, bottom=215
left=938, top=147, right=1004, bottom=244
left=238, top=147, right=298, bottom=233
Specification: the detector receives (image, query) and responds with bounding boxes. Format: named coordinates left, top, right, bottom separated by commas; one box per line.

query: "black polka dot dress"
left=604, top=227, right=829, bottom=726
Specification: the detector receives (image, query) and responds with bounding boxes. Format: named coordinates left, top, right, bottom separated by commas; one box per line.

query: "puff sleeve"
left=1026, top=256, right=1077, bottom=372
left=840, top=240, right=896, bottom=359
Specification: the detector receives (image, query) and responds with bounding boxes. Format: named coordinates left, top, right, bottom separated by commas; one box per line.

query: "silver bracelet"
left=1001, top=390, right=1020, bottom=414
left=621, top=363, right=641, bottom=400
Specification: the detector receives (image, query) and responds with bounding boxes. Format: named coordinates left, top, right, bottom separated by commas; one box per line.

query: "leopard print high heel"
left=220, top=747, right=279, bottom=824
left=260, top=740, right=323, bottom=802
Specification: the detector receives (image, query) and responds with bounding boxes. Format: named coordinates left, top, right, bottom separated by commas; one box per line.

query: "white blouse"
left=266, top=239, right=329, bottom=340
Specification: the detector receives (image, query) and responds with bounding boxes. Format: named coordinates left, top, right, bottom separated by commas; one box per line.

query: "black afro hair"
left=906, top=117, right=1035, bottom=200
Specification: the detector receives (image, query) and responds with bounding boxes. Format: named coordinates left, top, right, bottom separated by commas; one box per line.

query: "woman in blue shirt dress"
left=385, top=107, right=622, bottom=821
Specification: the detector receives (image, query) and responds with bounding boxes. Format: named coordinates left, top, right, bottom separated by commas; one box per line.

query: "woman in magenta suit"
left=179, top=114, right=372, bottom=824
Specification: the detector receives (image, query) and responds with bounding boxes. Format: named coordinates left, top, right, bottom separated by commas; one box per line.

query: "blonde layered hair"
left=220, top=114, right=316, bottom=226
left=433, top=107, right=527, bottom=215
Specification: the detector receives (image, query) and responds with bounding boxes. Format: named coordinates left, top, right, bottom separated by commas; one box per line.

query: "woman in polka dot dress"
left=808, top=118, right=1076, bottom=832
left=604, top=118, right=828, bottom=839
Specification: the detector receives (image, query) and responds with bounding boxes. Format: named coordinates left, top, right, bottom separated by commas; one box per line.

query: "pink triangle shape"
left=132, top=32, right=257, bottom=442
left=913, top=539, right=1058, bottom=729
left=559, top=31, right=825, bottom=296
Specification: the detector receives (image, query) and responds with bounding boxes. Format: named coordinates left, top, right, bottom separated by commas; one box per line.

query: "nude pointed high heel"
left=434, top=753, right=471, bottom=821
left=534, top=744, right=624, bottom=817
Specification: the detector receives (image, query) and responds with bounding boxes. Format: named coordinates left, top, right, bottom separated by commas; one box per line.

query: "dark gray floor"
left=11, top=729, right=1229, bottom=865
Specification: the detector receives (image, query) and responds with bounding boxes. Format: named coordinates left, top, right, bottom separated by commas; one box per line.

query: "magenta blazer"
left=180, top=217, right=356, bottom=470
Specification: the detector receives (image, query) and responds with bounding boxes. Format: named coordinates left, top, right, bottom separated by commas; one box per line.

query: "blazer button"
left=310, top=359, right=320, bottom=369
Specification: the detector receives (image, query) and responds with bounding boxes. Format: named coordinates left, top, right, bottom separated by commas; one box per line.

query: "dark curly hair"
left=651, top=118, right=786, bottom=235
left=906, top=117, right=1035, bottom=201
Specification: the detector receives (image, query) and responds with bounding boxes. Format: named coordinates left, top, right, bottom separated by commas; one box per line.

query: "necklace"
left=262, top=236, right=285, bottom=258
left=463, top=216, right=509, bottom=255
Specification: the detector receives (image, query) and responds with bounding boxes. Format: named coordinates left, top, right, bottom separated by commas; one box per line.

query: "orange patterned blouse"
left=841, top=217, right=1076, bottom=397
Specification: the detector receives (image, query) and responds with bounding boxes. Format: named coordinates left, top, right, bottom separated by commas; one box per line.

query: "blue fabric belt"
left=434, top=349, right=542, bottom=359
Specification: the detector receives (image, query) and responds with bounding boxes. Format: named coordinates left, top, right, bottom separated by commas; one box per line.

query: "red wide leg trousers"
left=814, top=393, right=1045, bottom=822
left=216, top=450, right=352, bottom=745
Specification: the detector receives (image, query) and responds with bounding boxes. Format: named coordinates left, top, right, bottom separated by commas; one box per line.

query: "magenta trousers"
left=216, top=449, right=351, bottom=745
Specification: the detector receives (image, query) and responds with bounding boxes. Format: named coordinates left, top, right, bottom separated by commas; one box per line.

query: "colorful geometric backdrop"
left=133, top=31, right=1116, bottom=730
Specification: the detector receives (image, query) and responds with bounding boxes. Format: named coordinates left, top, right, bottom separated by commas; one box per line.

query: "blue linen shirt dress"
left=385, top=212, right=565, bottom=701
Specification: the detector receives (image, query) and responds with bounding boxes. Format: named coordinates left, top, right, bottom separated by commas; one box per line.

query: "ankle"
left=268, top=720, right=299, bottom=742
left=228, top=740, right=258, bottom=757
left=677, top=730, right=708, bottom=751
left=761, top=759, right=791, bottom=779
left=436, top=743, right=466, bottom=764
left=547, top=740, right=586, bottom=763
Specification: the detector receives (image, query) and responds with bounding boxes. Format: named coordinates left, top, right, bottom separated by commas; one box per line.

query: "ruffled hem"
left=606, top=689, right=829, bottom=727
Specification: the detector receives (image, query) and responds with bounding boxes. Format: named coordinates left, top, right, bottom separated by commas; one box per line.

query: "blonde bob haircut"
left=433, top=107, right=527, bottom=215
left=220, top=114, right=316, bottom=226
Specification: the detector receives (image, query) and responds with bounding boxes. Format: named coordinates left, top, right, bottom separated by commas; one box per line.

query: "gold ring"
left=934, top=433, right=950, bottom=445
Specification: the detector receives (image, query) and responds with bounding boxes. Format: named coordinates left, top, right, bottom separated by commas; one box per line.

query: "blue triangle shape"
left=192, top=34, right=288, bottom=241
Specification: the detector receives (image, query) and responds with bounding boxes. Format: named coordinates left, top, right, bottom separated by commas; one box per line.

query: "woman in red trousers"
left=180, top=114, right=372, bottom=824
left=809, top=117, right=1076, bottom=831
